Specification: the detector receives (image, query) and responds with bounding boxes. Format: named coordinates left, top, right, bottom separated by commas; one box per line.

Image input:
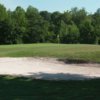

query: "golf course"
left=0, top=43, right=100, bottom=100
left=0, top=0, right=100, bottom=99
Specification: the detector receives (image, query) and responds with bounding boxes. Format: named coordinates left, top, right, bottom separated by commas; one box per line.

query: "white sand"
left=0, top=57, right=100, bottom=80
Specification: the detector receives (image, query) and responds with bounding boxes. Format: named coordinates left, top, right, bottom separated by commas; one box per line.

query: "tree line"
left=0, top=4, right=100, bottom=44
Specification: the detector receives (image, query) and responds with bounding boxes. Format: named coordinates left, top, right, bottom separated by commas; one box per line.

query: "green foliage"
left=80, top=18, right=96, bottom=44
left=40, top=11, right=51, bottom=21
left=71, top=8, right=87, bottom=26
left=13, top=6, right=27, bottom=44
left=0, top=4, right=7, bottom=21
left=60, top=24, right=80, bottom=43
left=0, top=4, right=100, bottom=44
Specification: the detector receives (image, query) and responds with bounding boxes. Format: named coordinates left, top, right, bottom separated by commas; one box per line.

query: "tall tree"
left=79, top=18, right=96, bottom=44
left=40, top=11, right=51, bottom=21
left=71, top=7, right=87, bottom=26
left=0, top=4, right=7, bottom=21
left=60, top=11, right=72, bottom=24
left=0, top=4, right=9, bottom=44
left=93, top=8, right=100, bottom=44
left=25, top=6, right=48, bottom=43
left=12, top=6, right=27, bottom=43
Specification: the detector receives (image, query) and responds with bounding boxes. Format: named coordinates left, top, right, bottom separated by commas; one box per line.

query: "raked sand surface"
left=0, top=57, right=100, bottom=80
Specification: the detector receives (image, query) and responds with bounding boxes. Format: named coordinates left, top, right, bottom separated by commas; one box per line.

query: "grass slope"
left=0, top=43, right=100, bottom=62
left=0, top=75, right=100, bottom=100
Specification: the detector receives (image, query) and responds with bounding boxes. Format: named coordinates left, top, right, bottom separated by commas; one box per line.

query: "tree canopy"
left=0, top=4, right=100, bottom=44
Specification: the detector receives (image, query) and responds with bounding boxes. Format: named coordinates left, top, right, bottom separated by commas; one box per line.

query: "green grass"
left=0, top=44, right=100, bottom=99
left=0, top=75, right=100, bottom=100
left=0, top=43, right=100, bottom=62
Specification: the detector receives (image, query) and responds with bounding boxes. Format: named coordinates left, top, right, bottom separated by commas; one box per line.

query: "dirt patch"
left=58, top=58, right=100, bottom=67
left=58, top=58, right=100, bottom=64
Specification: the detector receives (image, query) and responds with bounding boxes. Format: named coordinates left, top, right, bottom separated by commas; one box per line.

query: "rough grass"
left=0, top=44, right=100, bottom=62
left=0, top=43, right=100, bottom=62
left=0, top=75, right=100, bottom=100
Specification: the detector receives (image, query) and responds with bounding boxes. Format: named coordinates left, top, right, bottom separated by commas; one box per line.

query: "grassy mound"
left=0, top=43, right=100, bottom=63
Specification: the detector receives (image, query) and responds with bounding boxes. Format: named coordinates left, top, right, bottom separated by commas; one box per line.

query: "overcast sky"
left=0, top=0, right=99, bottom=13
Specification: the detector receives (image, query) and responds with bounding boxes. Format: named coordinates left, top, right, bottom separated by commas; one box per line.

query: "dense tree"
left=12, top=6, right=27, bottom=43
left=60, top=11, right=72, bottom=24
left=0, top=20, right=11, bottom=44
left=60, top=23, right=79, bottom=43
left=71, top=7, right=87, bottom=26
left=92, top=8, right=100, bottom=44
left=0, top=4, right=100, bottom=44
left=50, top=12, right=62, bottom=42
left=40, top=11, right=51, bottom=21
left=0, top=4, right=9, bottom=44
left=79, top=18, right=96, bottom=44
left=0, top=4, right=7, bottom=21
left=24, top=6, right=42, bottom=43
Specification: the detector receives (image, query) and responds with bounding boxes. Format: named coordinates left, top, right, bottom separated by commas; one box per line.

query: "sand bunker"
left=0, top=57, right=100, bottom=80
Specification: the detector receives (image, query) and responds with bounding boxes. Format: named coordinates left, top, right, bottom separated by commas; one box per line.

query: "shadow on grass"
left=28, top=72, right=97, bottom=80
left=0, top=74, right=100, bottom=100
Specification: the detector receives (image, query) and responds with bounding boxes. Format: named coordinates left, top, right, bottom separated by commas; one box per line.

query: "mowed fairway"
left=0, top=43, right=100, bottom=62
